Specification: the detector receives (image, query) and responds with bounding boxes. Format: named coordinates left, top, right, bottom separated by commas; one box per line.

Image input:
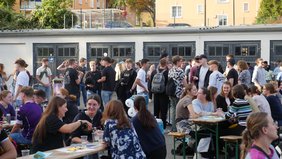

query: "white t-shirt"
left=198, top=66, right=209, bottom=88
left=136, top=68, right=148, bottom=94
left=209, top=70, right=225, bottom=94
left=36, top=66, right=52, bottom=85
left=252, top=94, right=271, bottom=115
left=15, top=71, right=29, bottom=100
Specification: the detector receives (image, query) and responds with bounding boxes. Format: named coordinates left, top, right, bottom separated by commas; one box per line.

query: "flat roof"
left=1, top=24, right=282, bottom=37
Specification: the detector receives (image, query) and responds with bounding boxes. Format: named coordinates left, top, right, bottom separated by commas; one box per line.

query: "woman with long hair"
left=71, top=95, right=103, bottom=143
left=101, top=100, right=145, bottom=159
left=241, top=112, right=279, bottom=159
left=56, top=88, right=79, bottom=124
left=132, top=96, right=166, bottom=159
left=0, top=63, right=13, bottom=91
left=216, top=81, right=235, bottom=112
left=0, top=90, right=15, bottom=120
left=32, top=96, right=92, bottom=152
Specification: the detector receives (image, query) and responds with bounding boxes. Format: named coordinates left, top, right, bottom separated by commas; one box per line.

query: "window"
left=97, top=0, right=100, bottom=8
left=197, top=5, right=204, bottom=14
left=79, top=0, right=82, bottom=5
left=218, top=15, right=227, bottom=26
left=274, top=45, right=282, bottom=55
left=171, top=6, right=182, bottom=18
left=90, top=0, right=94, bottom=8
left=243, top=3, right=249, bottom=12
left=218, top=0, right=229, bottom=3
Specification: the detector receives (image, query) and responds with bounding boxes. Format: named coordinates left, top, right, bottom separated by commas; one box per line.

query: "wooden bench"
left=168, top=132, right=187, bottom=159
left=220, top=135, right=242, bottom=159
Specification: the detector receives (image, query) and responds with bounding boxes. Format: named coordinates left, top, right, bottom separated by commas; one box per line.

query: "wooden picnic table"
left=17, top=142, right=107, bottom=159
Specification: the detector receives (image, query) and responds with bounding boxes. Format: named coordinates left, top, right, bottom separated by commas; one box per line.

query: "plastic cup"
left=21, top=149, right=30, bottom=156
left=81, top=135, right=88, bottom=144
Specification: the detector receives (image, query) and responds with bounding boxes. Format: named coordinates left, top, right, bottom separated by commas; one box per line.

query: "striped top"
left=226, top=98, right=252, bottom=125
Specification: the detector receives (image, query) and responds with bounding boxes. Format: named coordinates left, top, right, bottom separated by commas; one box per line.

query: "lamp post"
left=79, top=0, right=82, bottom=29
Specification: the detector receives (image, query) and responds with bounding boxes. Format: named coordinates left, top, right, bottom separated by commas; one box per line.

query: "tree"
left=31, top=0, right=77, bottom=29
left=256, top=0, right=282, bottom=24
left=0, top=0, right=16, bottom=9
left=127, top=0, right=155, bottom=26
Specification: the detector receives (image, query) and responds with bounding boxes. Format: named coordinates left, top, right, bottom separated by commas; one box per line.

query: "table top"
left=189, top=116, right=226, bottom=124
left=17, top=142, right=107, bottom=159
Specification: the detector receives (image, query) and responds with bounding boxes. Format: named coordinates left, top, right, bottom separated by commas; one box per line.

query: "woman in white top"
left=248, top=85, right=271, bottom=115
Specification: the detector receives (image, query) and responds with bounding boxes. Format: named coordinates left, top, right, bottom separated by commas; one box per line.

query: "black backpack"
left=166, top=77, right=176, bottom=97
left=151, top=69, right=166, bottom=93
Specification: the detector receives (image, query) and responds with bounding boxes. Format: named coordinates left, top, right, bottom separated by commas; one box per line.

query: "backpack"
left=26, top=71, right=35, bottom=87
left=166, top=77, right=176, bottom=97
left=151, top=69, right=166, bottom=93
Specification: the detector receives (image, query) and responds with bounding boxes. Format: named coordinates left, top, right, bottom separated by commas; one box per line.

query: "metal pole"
left=204, top=0, right=206, bottom=26
left=83, top=13, right=86, bottom=29
left=64, top=14, right=66, bottom=29
left=80, top=7, right=82, bottom=29
left=72, top=14, right=74, bottom=28
left=233, top=0, right=235, bottom=25
left=90, top=12, right=92, bottom=29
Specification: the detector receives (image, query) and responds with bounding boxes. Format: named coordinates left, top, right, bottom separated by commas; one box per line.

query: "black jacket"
left=195, top=65, right=212, bottom=88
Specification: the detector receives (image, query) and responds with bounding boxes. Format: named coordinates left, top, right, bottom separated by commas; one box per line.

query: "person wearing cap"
left=97, top=57, right=116, bottom=107
left=208, top=60, right=226, bottom=95
left=35, top=58, right=52, bottom=100
left=226, top=59, right=238, bottom=87
left=13, top=58, right=30, bottom=107
left=195, top=54, right=212, bottom=89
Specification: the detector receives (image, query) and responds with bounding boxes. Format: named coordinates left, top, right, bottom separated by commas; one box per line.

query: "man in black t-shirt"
left=97, top=57, right=116, bottom=107
left=226, top=59, right=238, bottom=86
left=64, top=59, right=84, bottom=104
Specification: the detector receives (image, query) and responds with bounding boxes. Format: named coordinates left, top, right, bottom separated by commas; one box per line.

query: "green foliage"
left=127, top=0, right=155, bottom=26
left=0, top=0, right=16, bottom=9
left=256, top=0, right=282, bottom=24
left=31, top=0, right=77, bottom=29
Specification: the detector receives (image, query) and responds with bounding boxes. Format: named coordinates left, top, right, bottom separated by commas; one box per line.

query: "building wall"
left=156, top=0, right=262, bottom=27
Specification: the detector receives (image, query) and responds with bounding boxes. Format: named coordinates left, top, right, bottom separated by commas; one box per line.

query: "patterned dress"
left=103, top=119, right=146, bottom=159
left=168, top=66, right=185, bottom=98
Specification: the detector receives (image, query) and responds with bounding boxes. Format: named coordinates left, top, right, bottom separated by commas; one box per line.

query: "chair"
left=220, top=135, right=242, bottom=159
left=168, top=132, right=186, bottom=159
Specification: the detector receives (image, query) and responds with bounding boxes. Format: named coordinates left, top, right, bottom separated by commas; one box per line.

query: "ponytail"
left=240, top=129, right=253, bottom=159
left=134, top=96, right=157, bottom=128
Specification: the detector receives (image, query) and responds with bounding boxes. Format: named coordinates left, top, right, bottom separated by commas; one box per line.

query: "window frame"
left=171, top=5, right=182, bottom=18
left=217, top=15, right=228, bottom=26
left=197, top=4, right=204, bottom=14
left=243, top=3, right=249, bottom=12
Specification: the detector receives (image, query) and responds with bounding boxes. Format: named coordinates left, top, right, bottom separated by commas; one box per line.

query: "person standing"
left=77, top=58, right=88, bottom=107
left=237, top=60, right=251, bottom=87
left=13, top=58, right=30, bottom=108
left=64, top=59, right=83, bottom=105
left=116, top=59, right=137, bottom=111
left=97, top=57, right=116, bottom=107
left=208, top=60, right=225, bottom=95
left=35, top=58, right=52, bottom=100
left=10, top=87, right=42, bottom=145
left=226, top=59, right=238, bottom=87
left=195, top=55, right=212, bottom=89
left=85, top=60, right=102, bottom=98
left=252, top=58, right=267, bottom=91
left=131, top=59, right=150, bottom=105
left=168, top=56, right=187, bottom=131
left=151, top=58, right=168, bottom=129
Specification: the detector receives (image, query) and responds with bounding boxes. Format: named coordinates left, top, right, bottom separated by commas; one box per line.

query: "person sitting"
left=263, top=83, right=282, bottom=126
left=216, top=81, right=235, bottom=112
left=0, top=90, right=16, bottom=120
left=32, top=96, right=92, bottom=152
left=132, top=96, right=166, bottom=159
left=71, top=94, right=103, bottom=143
left=0, top=109, right=17, bottom=159
left=10, top=87, right=42, bottom=145
left=102, top=100, right=146, bottom=159
left=249, top=85, right=271, bottom=115
left=33, top=89, right=47, bottom=109
left=241, top=112, right=279, bottom=159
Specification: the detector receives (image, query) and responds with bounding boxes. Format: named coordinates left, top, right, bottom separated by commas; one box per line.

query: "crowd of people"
left=0, top=53, right=281, bottom=159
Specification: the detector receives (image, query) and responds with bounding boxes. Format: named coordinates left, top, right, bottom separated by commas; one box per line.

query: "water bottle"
left=156, top=118, right=164, bottom=134
left=6, top=114, right=11, bottom=124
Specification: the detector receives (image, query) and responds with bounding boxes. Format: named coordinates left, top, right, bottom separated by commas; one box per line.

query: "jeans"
left=79, top=83, right=87, bottom=106
left=169, top=96, right=179, bottom=132
left=87, top=90, right=99, bottom=99
left=35, top=85, right=51, bottom=100
left=101, top=90, right=113, bottom=107
left=10, top=133, right=31, bottom=145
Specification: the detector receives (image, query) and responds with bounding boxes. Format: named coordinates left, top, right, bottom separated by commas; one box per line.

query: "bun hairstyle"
left=15, top=58, right=28, bottom=68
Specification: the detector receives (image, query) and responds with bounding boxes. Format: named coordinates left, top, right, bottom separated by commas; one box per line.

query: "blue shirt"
left=132, top=113, right=166, bottom=155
